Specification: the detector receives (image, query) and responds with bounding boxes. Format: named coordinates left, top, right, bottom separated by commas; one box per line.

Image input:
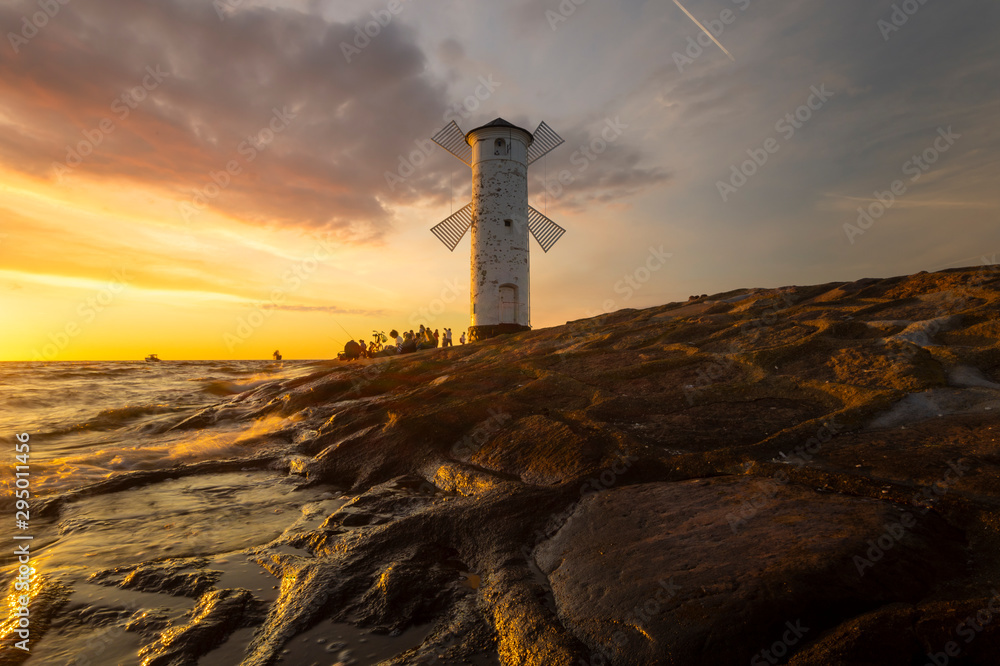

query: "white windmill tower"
left=430, top=117, right=566, bottom=342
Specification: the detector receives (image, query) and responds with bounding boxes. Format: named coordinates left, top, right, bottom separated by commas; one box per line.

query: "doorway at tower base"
left=469, top=324, right=531, bottom=342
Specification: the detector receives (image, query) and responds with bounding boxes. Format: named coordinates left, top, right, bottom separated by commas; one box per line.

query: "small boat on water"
left=145, top=354, right=161, bottom=362
left=273, top=350, right=282, bottom=361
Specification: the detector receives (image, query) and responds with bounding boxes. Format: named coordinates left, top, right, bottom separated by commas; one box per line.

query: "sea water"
left=0, top=360, right=317, bottom=496
left=0, top=360, right=405, bottom=665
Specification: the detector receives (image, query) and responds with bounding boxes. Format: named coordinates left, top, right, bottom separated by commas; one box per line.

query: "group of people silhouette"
left=339, top=325, right=465, bottom=361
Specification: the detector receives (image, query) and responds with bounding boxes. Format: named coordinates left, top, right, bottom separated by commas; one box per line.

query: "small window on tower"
left=494, top=138, right=506, bottom=155
left=504, top=219, right=512, bottom=228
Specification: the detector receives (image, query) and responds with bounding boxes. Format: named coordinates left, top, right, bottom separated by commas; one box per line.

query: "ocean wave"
left=200, top=370, right=291, bottom=396
left=201, top=378, right=276, bottom=396
left=27, top=415, right=298, bottom=495
left=204, top=362, right=284, bottom=375
left=4, top=395, right=57, bottom=409
left=37, top=364, right=151, bottom=380
left=46, top=403, right=184, bottom=436
left=206, top=364, right=247, bottom=375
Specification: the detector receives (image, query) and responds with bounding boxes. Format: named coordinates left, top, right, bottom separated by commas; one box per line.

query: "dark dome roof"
left=466, top=117, right=533, bottom=140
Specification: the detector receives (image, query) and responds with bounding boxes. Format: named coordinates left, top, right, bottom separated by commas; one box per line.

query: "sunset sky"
left=2, top=0, right=998, bottom=360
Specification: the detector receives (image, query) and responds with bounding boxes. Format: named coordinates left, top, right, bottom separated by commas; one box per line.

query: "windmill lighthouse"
left=430, top=118, right=566, bottom=342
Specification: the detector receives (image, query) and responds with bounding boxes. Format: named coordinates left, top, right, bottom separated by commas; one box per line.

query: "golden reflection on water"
left=0, top=557, right=42, bottom=646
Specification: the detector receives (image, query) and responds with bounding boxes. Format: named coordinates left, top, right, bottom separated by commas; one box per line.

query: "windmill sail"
left=526, top=121, right=564, bottom=165
left=527, top=206, right=566, bottom=252
left=431, top=121, right=472, bottom=165
left=430, top=203, right=473, bottom=251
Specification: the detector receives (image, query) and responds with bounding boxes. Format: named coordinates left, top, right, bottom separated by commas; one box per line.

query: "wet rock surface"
left=534, top=478, right=964, bottom=665
left=139, top=588, right=266, bottom=666
left=10, top=265, right=1000, bottom=665
left=90, top=559, right=222, bottom=598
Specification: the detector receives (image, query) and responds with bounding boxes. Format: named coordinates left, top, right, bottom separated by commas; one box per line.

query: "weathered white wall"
left=468, top=126, right=532, bottom=328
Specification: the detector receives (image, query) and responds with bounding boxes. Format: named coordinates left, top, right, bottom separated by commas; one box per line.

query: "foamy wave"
left=164, top=415, right=297, bottom=462
left=39, top=415, right=300, bottom=489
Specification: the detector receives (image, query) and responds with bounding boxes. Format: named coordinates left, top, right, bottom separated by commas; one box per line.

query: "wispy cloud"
left=261, top=304, right=384, bottom=316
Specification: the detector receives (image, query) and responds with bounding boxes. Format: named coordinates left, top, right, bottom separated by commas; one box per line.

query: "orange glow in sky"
left=3, top=0, right=998, bottom=359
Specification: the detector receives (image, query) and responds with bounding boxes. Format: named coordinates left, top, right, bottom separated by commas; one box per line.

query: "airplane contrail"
left=672, top=0, right=736, bottom=62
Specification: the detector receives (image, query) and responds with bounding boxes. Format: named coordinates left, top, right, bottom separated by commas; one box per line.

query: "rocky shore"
left=11, top=265, right=1000, bottom=665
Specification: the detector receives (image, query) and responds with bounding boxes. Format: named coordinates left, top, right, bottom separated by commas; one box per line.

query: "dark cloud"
left=0, top=0, right=689, bottom=243
left=535, top=120, right=671, bottom=213
left=1, top=0, right=450, bottom=240
left=645, top=0, right=1000, bottom=183
left=436, top=38, right=464, bottom=65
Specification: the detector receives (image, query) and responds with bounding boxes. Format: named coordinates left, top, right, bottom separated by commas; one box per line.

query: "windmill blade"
left=431, top=121, right=472, bottom=166
left=527, top=206, right=566, bottom=252
left=526, top=121, right=564, bottom=165
left=430, top=203, right=473, bottom=252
